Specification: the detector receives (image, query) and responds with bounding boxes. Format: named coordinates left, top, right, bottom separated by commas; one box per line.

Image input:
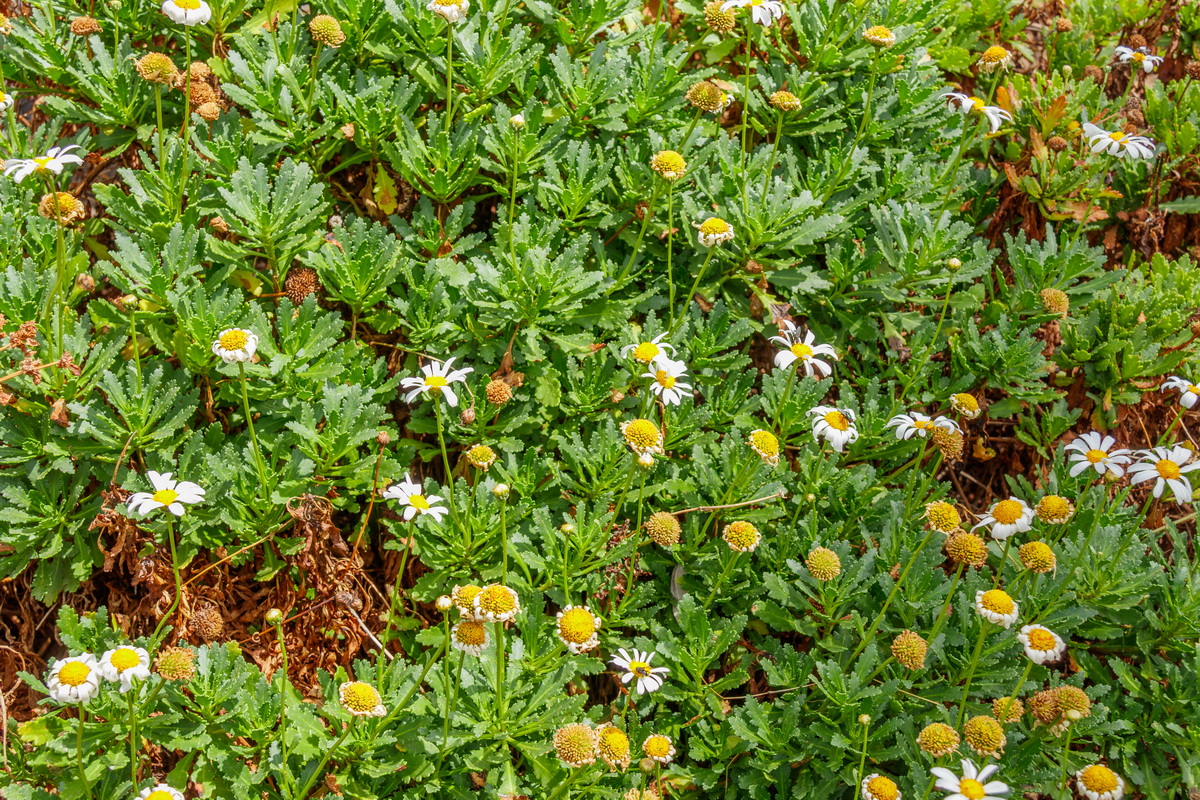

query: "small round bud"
left=196, top=101, right=221, bottom=122
left=891, top=630, right=928, bottom=670
left=135, top=52, right=179, bottom=85
left=76, top=273, right=95, bottom=293
left=1187, top=62, right=1200, bottom=80
left=805, top=547, right=841, bottom=581
left=467, top=444, right=497, bottom=469
left=1083, top=64, right=1104, bottom=82
left=645, top=511, right=682, bottom=546
left=376, top=430, right=391, bottom=446
left=1127, top=33, right=1147, bottom=49
left=265, top=608, right=284, bottom=626
left=509, top=113, right=525, bottom=128
left=1055, top=17, right=1073, bottom=32
left=154, top=646, right=196, bottom=681
left=283, top=265, right=320, bottom=305
left=945, top=531, right=988, bottom=567
left=309, top=14, right=347, bottom=46
left=703, top=0, right=735, bottom=33
left=560, top=522, right=576, bottom=534
left=805, top=493, right=816, bottom=502
left=70, top=15, right=102, bottom=35
left=947, top=257, right=962, bottom=270
left=1040, top=288, right=1070, bottom=316
left=858, top=714, right=871, bottom=725
left=1048, top=135, right=1068, bottom=151
left=341, top=122, right=356, bottom=140
left=460, top=407, right=477, bottom=425
left=1019, top=541, right=1056, bottom=573
left=931, top=427, right=964, bottom=461
left=769, top=90, right=801, bottom=112
left=486, top=379, right=513, bottom=405
left=436, top=595, right=453, bottom=612
left=493, top=483, right=510, bottom=499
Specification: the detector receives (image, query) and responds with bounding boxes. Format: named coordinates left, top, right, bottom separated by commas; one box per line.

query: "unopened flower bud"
left=947, top=257, right=962, bottom=270
left=376, top=430, right=391, bottom=446
left=460, top=406, right=476, bottom=425
left=509, top=113, right=525, bottom=128
left=493, top=483, right=510, bottom=499
left=265, top=608, right=284, bottom=626
left=436, top=595, right=453, bottom=612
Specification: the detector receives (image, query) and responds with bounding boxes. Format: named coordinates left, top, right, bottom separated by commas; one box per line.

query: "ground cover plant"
left=1, top=0, right=1200, bottom=796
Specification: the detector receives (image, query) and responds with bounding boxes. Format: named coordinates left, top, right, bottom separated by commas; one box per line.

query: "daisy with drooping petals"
left=126, top=471, right=206, bottom=517
left=861, top=773, right=901, bottom=800
left=1128, top=445, right=1200, bottom=502
left=770, top=322, right=838, bottom=376
left=139, top=785, right=186, bottom=800
left=975, top=589, right=1019, bottom=628
left=621, top=332, right=675, bottom=365
left=720, top=0, right=784, bottom=27
left=621, top=418, right=665, bottom=458
left=695, top=217, right=734, bottom=247
left=46, top=654, right=102, bottom=704
left=473, top=583, right=520, bottom=621
left=401, top=357, right=473, bottom=407
left=1075, top=764, right=1126, bottom=800
left=972, top=496, right=1032, bottom=540
left=931, top=760, right=1010, bottom=800
left=161, top=0, right=211, bottom=25
left=977, top=45, right=1013, bottom=73
left=339, top=680, right=386, bottom=716
left=3, top=145, right=86, bottom=183
left=451, top=619, right=490, bottom=656
left=643, top=358, right=693, bottom=406
left=383, top=473, right=449, bottom=522
left=643, top=733, right=676, bottom=764
left=557, top=605, right=602, bottom=653
left=1082, top=122, right=1156, bottom=159
left=611, top=647, right=669, bottom=695
left=99, top=646, right=151, bottom=691
left=942, top=92, right=1013, bottom=133
left=1114, top=46, right=1162, bottom=73
left=212, top=328, right=258, bottom=363
left=1017, top=624, right=1066, bottom=665
left=747, top=429, right=780, bottom=467
left=1161, top=376, right=1200, bottom=409
left=887, top=411, right=960, bottom=440
left=428, top=0, right=469, bottom=22
left=1064, top=432, right=1133, bottom=478
left=808, top=406, right=859, bottom=452
left=0, top=89, right=13, bottom=113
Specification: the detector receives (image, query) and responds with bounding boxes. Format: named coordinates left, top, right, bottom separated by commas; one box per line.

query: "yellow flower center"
left=643, top=735, right=672, bottom=758
left=110, top=648, right=141, bottom=672
left=1027, top=628, right=1057, bottom=651
left=749, top=430, right=779, bottom=457
left=455, top=620, right=487, bottom=646
left=424, top=375, right=449, bottom=389
left=723, top=520, right=760, bottom=550
left=146, top=792, right=175, bottom=800
left=991, top=499, right=1024, bottom=525
left=982, top=45, right=1009, bottom=62
left=959, top=779, right=985, bottom=800
left=1085, top=448, right=1107, bottom=463
left=341, top=681, right=381, bottom=712
left=32, top=156, right=54, bottom=169
left=626, top=660, right=651, bottom=677
left=631, top=342, right=661, bottom=362
left=789, top=342, right=813, bottom=359
left=173, top=0, right=201, bottom=9
left=925, top=501, right=961, bottom=532
left=408, top=494, right=430, bottom=510
left=655, top=370, right=676, bottom=389
left=623, top=419, right=661, bottom=449
left=151, top=488, right=179, bottom=506
left=823, top=411, right=850, bottom=431
left=452, top=584, right=481, bottom=609
left=58, top=661, right=92, bottom=687
left=218, top=329, right=249, bottom=351
left=1109, top=132, right=1127, bottom=143
left=478, top=585, right=516, bottom=614
left=1156, top=459, right=1181, bottom=480
left=981, top=589, right=1015, bottom=614
left=866, top=776, right=898, bottom=800
left=970, top=96, right=986, bottom=111
left=952, top=393, right=978, bottom=411
left=1079, top=766, right=1118, bottom=792
left=1190, top=385, right=1200, bottom=394
left=698, top=217, right=730, bottom=235
left=598, top=726, right=630, bottom=759
left=558, top=608, right=598, bottom=643
left=1132, top=52, right=1145, bottom=62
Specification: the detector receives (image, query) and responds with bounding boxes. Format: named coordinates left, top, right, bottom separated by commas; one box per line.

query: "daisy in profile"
left=808, top=406, right=859, bottom=452
left=3, top=145, right=86, bottom=183
left=161, top=0, right=211, bottom=25
left=0, top=88, right=13, bottom=113
left=975, top=589, right=1019, bottom=628
left=212, top=328, right=258, bottom=363
left=887, top=411, right=960, bottom=440
left=621, top=333, right=674, bottom=365
left=747, top=429, right=780, bottom=467
left=338, top=680, right=386, bottom=716
left=972, top=496, right=1033, bottom=540
left=401, top=357, right=473, bottom=407
left=46, top=654, right=102, bottom=704
left=139, top=786, right=186, bottom=800
left=1161, top=376, right=1200, bottom=409
left=942, top=92, right=1012, bottom=133
left=556, top=605, right=602, bottom=653
left=1017, top=624, right=1066, bottom=664
left=720, top=0, right=783, bottom=27
left=1128, top=445, right=1200, bottom=502
left=1064, top=432, right=1132, bottom=478
left=428, top=0, right=469, bottom=22
left=126, top=471, right=206, bottom=517
left=977, top=45, right=1013, bottom=73
left=1074, top=764, right=1126, bottom=800
left=931, top=760, right=1010, bottom=800
left=611, top=647, right=669, bottom=694
left=451, top=619, right=490, bottom=656
left=1082, top=122, right=1156, bottom=159
left=383, top=474, right=448, bottom=522
left=695, top=217, right=735, bottom=247
left=643, top=358, right=693, bottom=406
left=99, top=646, right=151, bottom=691
left=1114, top=45, right=1162, bottom=73
left=769, top=322, right=838, bottom=376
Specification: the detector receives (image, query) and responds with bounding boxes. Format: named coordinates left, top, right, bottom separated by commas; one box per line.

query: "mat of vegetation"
left=1, top=0, right=1199, bottom=797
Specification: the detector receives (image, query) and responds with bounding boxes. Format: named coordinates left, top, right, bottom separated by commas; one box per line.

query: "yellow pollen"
left=866, top=776, right=898, bottom=800
left=424, top=375, right=449, bottom=389
left=146, top=792, right=175, bottom=800
left=970, top=97, right=986, bottom=111
left=558, top=608, right=598, bottom=643
left=627, top=660, right=651, bottom=677
left=623, top=419, right=661, bottom=449
left=991, top=499, right=1023, bottom=525
left=981, top=589, right=1014, bottom=614
left=58, top=662, right=92, bottom=687
left=982, top=45, right=1009, bottom=62
left=823, top=411, right=850, bottom=431
left=631, top=342, right=660, bottom=362
left=914, top=419, right=933, bottom=430
left=341, top=681, right=381, bottom=712
left=1132, top=52, right=1144, bottom=62
left=789, top=342, right=813, bottom=359
left=151, top=488, right=179, bottom=506
left=32, top=156, right=53, bottom=169
left=1079, top=766, right=1118, bottom=792
left=1085, top=449, right=1107, bottom=463
left=409, top=494, right=430, bottom=510
left=478, top=585, right=516, bottom=614
left=1027, top=628, right=1057, bottom=651
left=749, top=430, right=779, bottom=456
left=110, top=648, right=141, bottom=672
left=655, top=370, right=676, bottom=389
left=959, top=779, right=985, bottom=800
left=1189, top=385, right=1200, bottom=394
left=644, top=735, right=671, bottom=758
left=1156, top=459, right=1181, bottom=480
left=699, top=218, right=729, bottom=234
left=173, top=0, right=202, bottom=8
left=1109, top=132, right=1127, bottom=142
left=455, top=620, right=487, bottom=646
left=218, top=329, right=249, bottom=351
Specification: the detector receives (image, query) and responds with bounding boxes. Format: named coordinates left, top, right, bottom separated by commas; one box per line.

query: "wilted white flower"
left=942, top=92, right=1013, bottom=133
left=1161, top=376, right=1200, bottom=409
left=126, top=471, right=206, bottom=517
left=1114, top=45, right=1162, bottom=73
left=695, top=217, right=735, bottom=247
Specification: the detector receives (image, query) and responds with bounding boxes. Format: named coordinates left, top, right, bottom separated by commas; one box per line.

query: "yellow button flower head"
left=70, top=15, right=102, bottom=35
left=973, top=496, right=1032, bottom=541
left=46, top=654, right=102, bottom=704
left=861, top=773, right=900, bottom=800
left=473, top=583, right=520, bottom=621
left=139, top=785, right=185, bottom=800
left=466, top=444, right=497, bottom=470
left=695, top=216, right=735, bottom=247
left=553, top=723, right=599, bottom=767
left=556, top=605, right=601, bottom=653
left=451, top=583, right=483, bottom=617
left=621, top=332, right=675, bottom=365
left=309, top=14, right=346, bottom=46
left=945, top=531, right=988, bottom=567
left=862, top=25, right=895, bottom=47
left=931, top=426, right=965, bottom=461
left=950, top=392, right=982, bottom=419
left=962, top=714, right=1006, bottom=758
left=686, top=80, right=732, bottom=114
left=805, top=546, right=841, bottom=581
left=702, top=0, right=736, bottom=33
left=486, top=378, right=514, bottom=405
left=642, top=733, right=676, bottom=764
left=650, top=150, right=687, bottom=181
left=978, top=45, right=1013, bottom=73
left=154, top=646, right=196, bottom=681
left=338, top=680, right=386, bottom=716
left=126, top=470, right=206, bottom=517
left=748, top=428, right=780, bottom=467
left=916, top=722, right=959, bottom=756
left=451, top=619, right=490, bottom=656
left=99, top=646, right=151, bottom=691
left=890, top=630, right=928, bottom=670
left=924, top=500, right=962, bottom=533
left=1035, top=494, right=1074, bottom=524
left=38, top=192, right=86, bottom=225
left=621, top=418, right=664, bottom=457
left=975, top=589, right=1019, bottom=628
left=1028, top=688, right=1061, bottom=727
left=212, top=327, right=259, bottom=364
left=1040, top=287, right=1069, bottom=315
left=0, top=13, right=14, bottom=34
left=1075, top=764, right=1125, bottom=800
left=645, top=511, right=681, bottom=546
left=1053, top=685, right=1091, bottom=726
left=596, top=723, right=631, bottom=771
left=769, top=90, right=801, bottom=111
left=722, top=520, right=761, bottom=552
left=992, top=696, right=1024, bottom=722
left=1019, top=541, right=1056, bottom=573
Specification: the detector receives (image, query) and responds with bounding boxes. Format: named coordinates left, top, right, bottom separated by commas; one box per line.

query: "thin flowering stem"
left=292, top=719, right=354, bottom=800
left=440, top=614, right=452, bottom=753
left=76, top=709, right=88, bottom=793
left=507, top=125, right=521, bottom=266
left=494, top=621, right=507, bottom=722
left=151, top=516, right=182, bottom=645
left=434, top=400, right=457, bottom=506
left=760, top=110, right=783, bottom=210
left=899, top=278, right=954, bottom=404
left=822, top=48, right=879, bottom=204
left=444, top=23, right=455, bottom=126
left=670, top=246, right=717, bottom=335
left=665, top=183, right=676, bottom=322
left=992, top=537, right=1014, bottom=588
left=378, top=528, right=414, bottom=673
left=499, top=497, right=509, bottom=584
left=274, top=617, right=293, bottom=794
left=999, top=658, right=1034, bottom=725
left=618, top=471, right=649, bottom=611
left=179, top=33, right=192, bottom=220
left=238, top=361, right=271, bottom=495
left=1060, top=725, right=1074, bottom=790
left=614, top=182, right=664, bottom=287
left=703, top=549, right=741, bottom=608
left=955, top=620, right=990, bottom=728
left=678, top=107, right=703, bottom=151
left=850, top=717, right=870, bottom=800
left=127, top=689, right=138, bottom=787
left=926, top=562, right=964, bottom=651
left=739, top=22, right=754, bottom=215
left=847, top=528, right=936, bottom=663
left=772, top=362, right=801, bottom=434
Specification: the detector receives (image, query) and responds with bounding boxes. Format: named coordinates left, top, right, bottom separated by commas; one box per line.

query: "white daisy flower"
left=931, top=759, right=1010, bottom=800
left=610, top=647, right=669, bottom=695
left=0, top=89, right=13, bottom=113
left=972, top=496, right=1033, bottom=540
left=427, top=0, right=469, bottom=22
left=886, top=411, right=961, bottom=440
left=1114, top=46, right=1162, bottom=73
left=3, top=145, right=86, bottom=183
left=643, top=358, right=693, bottom=406
left=211, top=328, right=258, bottom=364
left=720, top=0, right=784, bottom=27
left=808, top=406, right=859, bottom=452
left=338, top=681, right=386, bottom=716
left=1017, top=624, right=1066, bottom=665
left=942, top=92, right=1013, bottom=133
left=451, top=619, right=491, bottom=656
left=383, top=473, right=449, bottom=522
left=400, top=357, right=473, bottom=407
left=1128, top=445, right=1200, bottom=503
left=472, top=583, right=521, bottom=621
left=974, top=589, right=1019, bottom=628
left=1074, top=765, right=1126, bottom=800
left=161, top=0, right=211, bottom=25
left=1082, top=122, right=1156, bottom=159
left=861, top=773, right=901, bottom=800
left=769, top=322, right=838, bottom=376
left=642, top=733, right=676, bottom=765
left=139, top=785, right=186, bottom=800
left=556, top=605, right=602, bottom=654
left=98, top=646, right=151, bottom=692
left=620, top=333, right=675, bottom=365
left=977, top=45, right=1013, bottom=73
left=1064, top=432, right=1133, bottom=478
left=126, top=471, right=206, bottom=517
left=1161, top=375, right=1200, bottom=409
left=46, top=654, right=102, bottom=704
left=695, top=217, right=734, bottom=247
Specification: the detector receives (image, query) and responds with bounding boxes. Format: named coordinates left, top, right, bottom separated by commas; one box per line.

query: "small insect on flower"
left=99, top=646, right=151, bottom=692
left=139, top=785, right=186, bottom=800
left=1161, top=376, right=1200, bottom=409
left=1075, top=764, right=1126, bottom=800
left=695, top=216, right=735, bottom=247
left=650, top=150, right=687, bottom=181
left=3, top=145, right=86, bottom=183
left=942, top=92, right=1013, bottom=133
left=949, top=393, right=982, bottom=419
left=383, top=474, right=449, bottom=522
left=720, top=0, right=784, bottom=27
left=451, top=619, right=490, bottom=656
left=975, top=589, right=1019, bottom=628
left=861, top=773, right=901, bottom=800
left=972, top=496, right=1033, bottom=540
left=1064, top=431, right=1133, bottom=478
left=931, top=759, right=1010, bottom=800
left=887, top=411, right=961, bottom=441
left=686, top=80, right=733, bottom=113
left=722, top=520, right=761, bottom=552
left=1128, top=445, right=1200, bottom=503
left=621, top=332, right=675, bottom=365
left=643, top=733, right=676, bottom=764
left=770, top=321, right=838, bottom=376
left=861, top=25, right=895, bottom=47
left=621, top=418, right=665, bottom=458
left=428, top=0, right=469, bottom=21
left=339, top=680, right=386, bottom=716
left=554, top=723, right=599, bottom=767
left=1017, top=624, right=1066, bottom=665
left=1035, top=494, right=1074, bottom=524
left=808, top=406, right=859, bottom=452
left=46, top=654, right=102, bottom=704
left=212, top=328, right=258, bottom=364
left=748, top=429, right=781, bottom=467
left=977, top=45, right=1013, bottom=73
left=1114, top=45, right=1162, bottom=73
left=556, top=605, right=602, bottom=653
left=1081, top=122, right=1156, bottom=159
left=126, top=470, right=206, bottom=517
left=917, top=722, right=960, bottom=757
left=161, top=0, right=212, bottom=25
left=596, top=723, right=631, bottom=771
left=611, top=647, right=670, bottom=694
left=400, top=357, right=473, bottom=407
left=962, top=715, right=1007, bottom=758
left=924, top=500, right=962, bottom=533
left=473, top=583, right=521, bottom=621
left=643, top=358, right=693, bottom=406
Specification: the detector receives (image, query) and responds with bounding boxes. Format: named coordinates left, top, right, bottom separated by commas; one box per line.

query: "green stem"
left=440, top=615, right=452, bottom=752
left=822, top=49, right=879, bottom=204
left=494, top=621, right=506, bottom=722
left=444, top=23, right=455, bottom=127
left=671, top=245, right=717, bottom=336
left=850, top=717, right=869, bottom=800
left=434, top=401, right=456, bottom=506
left=238, top=362, right=271, bottom=496
left=127, top=690, right=138, bottom=788
left=614, top=183, right=664, bottom=286
left=275, top=619, right=292, bottom=793
left=847, top=528, right=936, bottom=662
left=154, top=85, right=168, bottom=213
left=305, top=44, right=322, bottom=112
left=679, top=107, right=703, bottom=151
left=608, top=459, right=639, bottom=532
left=773, top=362, right=800, bottom=433
left=926, top=562, right=963, bottom=649
left=546, top=768, right=587, bottom=800
left=739, top=22, right=754, bottom=216
left=992, top=536, right=1014, bottom=587
left=292, top=720, right=354, bottom=800
left=378, top=531, right=413, bottom=676
left=179, top=33, right=192, bottom=220
left=500, top=499, right=508, bottom=584
left=703, top=549, right=741, bottom=608
left=955, top=621, right=990, bottom=728
left=760, top=111, right=783, bottom=210
left=899, top=279, right=954, bottom=404
left=129, top=307, right=142, bottom=394
left=76, top=710, right=88, bottom=792
left=507, top=126, right=521, bottom=264
left=999, top=658, right=1034, bottom=724
left=1060, top=725, right=1074, bottom=790
left=151, top=517, right=182, bottom=645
